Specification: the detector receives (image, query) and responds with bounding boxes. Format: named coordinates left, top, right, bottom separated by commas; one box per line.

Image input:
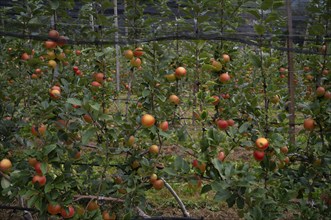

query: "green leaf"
left=214, top=189, right=231, bottom=201
left=200, top=110, right=208, bottom=120
left=1, top=177, right=10, bottom=189
left=67, top=98, right=82, bottom=106
left=163, top=167, right=177, bottom=176
left=41, top=162, right=48, bottom=175
left=239, top=122, right=250, bottom=133
left=27, top=195, right=38, bottom=208
left=142, top=89, right=150, bottom=97
left=254, top=24, right=265, bottom=35
left=247, top=10, right=260, bottom=19
left=49, top=0, right=59, bottom=10
left=236, top=196, right=245, bottom=209
left=82, top=127, right=98, bottom=144
left=250, top=54, right=262, bottom=68
left=201, top=184, right=212, bottom=194
left=44, top=144, right=57, bottom=155
left=90, top=103, right=101, bottom=111
left=261, top=0, right=273, bottom=10
left=202, top=64, right=215, bottom=71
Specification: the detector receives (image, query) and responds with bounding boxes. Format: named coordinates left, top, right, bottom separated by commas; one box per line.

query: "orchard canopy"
left=0, top=0, right=330, bottom=220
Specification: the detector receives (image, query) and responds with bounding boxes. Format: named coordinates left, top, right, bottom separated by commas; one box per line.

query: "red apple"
left=219, top=72, right=230, bottom=83
left=218, top=151, right=225, bottom=162
left=253, top=150, right=265, bottom=161
left=169, top=94, right=180, bottom=105
left=222, top=54, right=230, bottom=63
left=255, top=137, right=269, bottom=151
left=159, top=121, right=169, bottom=131
left=316, top=86, right=325, bottom=97
left=61, top=205, right=75, bottom=219
left=124, top=49, right=134, bottom=59
left=47, top=203, right=61, bottom=215
left=32, top=175, right=46, bottom=186
left=0, top=158, right=12, bottom=172
left=153, top=179, right=164, bottom=190
left=141, top=114, right=156, bottom=128
left=48, top=30, right=59, bottom=39
left=175, top=67, right=187, bottom=78
left=304, top=118, right=315, bottom=131
left=133, top=47, right=143, bottom=57
left=211, top=96, right=220, bottom=105
left=217, top=119, right=228, bottom=130
left=149, top=145, right=159, bottom=154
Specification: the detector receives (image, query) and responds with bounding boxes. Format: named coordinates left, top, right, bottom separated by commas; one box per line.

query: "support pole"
left=114, top=0, right=121, bottom=92
left=286, top=0, right=296, bottom=145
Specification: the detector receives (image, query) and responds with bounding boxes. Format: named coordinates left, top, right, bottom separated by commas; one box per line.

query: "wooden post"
left=114, top=0, right=120, bottom=92
left=286, top=0, right=296, bottom=145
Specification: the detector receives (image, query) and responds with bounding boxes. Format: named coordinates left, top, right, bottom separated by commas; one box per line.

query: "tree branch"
left=160, top=177, right=190, bottom=217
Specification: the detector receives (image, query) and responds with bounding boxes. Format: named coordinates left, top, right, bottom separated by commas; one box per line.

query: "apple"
left=303, top=118, right=315, bottom=131
left=131, top=160, right=140, bottom=169
left=75, top=50, right=81, bottom=56
left=130, top=57, right=141, bottom=67
left=221, top=93, right=230, bottom=99
left=61, top=205, right=75, bottom=219
left=212, top=60, right=222, bottom=71
left=48, top=60, right=57, bottom=69
left=56, top=52, right=66, bottom=60
left=124, top=49, right=134, bottom=59
left=253, top=150, right=265, bottom=161
left=73, top=66, right=79, bottom=72
left=227, top=119, right=235, bottom=127
left=32, top=175, right=46, bottom=186
left=316, top=86, right=325, bottom=97
left=303, top=66, right=310, bottom=72
left=175, top=67, right=187, bottom=78
left=47, top=203, right=61, bottom=215
left=324, top=91, right=331, bottom=100
left=44, top=40, right=57, bottom=49
left=159, top=121, right=169, bottom=131
left=0, top=158, right=12, bottom=172
left=31, top=124, right=47, bottom=137
left=271, top=95, right=280, bottom=104
left=75, top=70, right=83, bottom=76
left=133, top=47, right=143, bottom=57
left=217, top=119, right=228, bottom=130
left=74, top=151, right=81, bottom=159
left=141, top=114, right=155, bottom=128
left=150, top=174, right=158, bottom=183
left=211, top=96, right=220, bottom=105
left=280, top=146, right=289, bottom=154
left=217, top=151, right=225, bottom=162
left=35, top=68, right=42, bottom=75
left=91, top=81, right=102, bottom=88
left=322, top=69, right=329, bottom=76
left=164, top=73, right=177, bottom=82
left=57, top=35, right=68, bottom=47
left=87, top=200, right=99, bottom=211
left=255, top=137, right=269, bottom=150
left=83, top=114, right=93, bottom=123
left=153, top=179, right=164, bottom=190
left=34, top=162, right=42, bottom=174
left=219, top=72, right=230, bottom=83
left=222, top=54, right=230, bottom=63
left=21, top=52, right=30, bottom=60
left=169, top=94, right=180, bottom=105
left=198, top=163, right=206, bottom=173
left=127, top=135, right=135, bottom=146
left=192, top=159, right=199, bottom=168
left=76, top=205, right=85, bottom=216
left=94, top=73, right=105, bottom=83
left=28, top=158, right=38, bottom=166
left=280, top=74, right=286, bottom=78
left=50, top=89, right=61, bottom=99
left=149, top=145, right=159, bottom=154
left=283, top=156, right=290, bottom=164
left=48, top=30, right=59, bottom=39
left=279, top=67, right=286, bottom=73
left=31, top=74, right=38, bottom=79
